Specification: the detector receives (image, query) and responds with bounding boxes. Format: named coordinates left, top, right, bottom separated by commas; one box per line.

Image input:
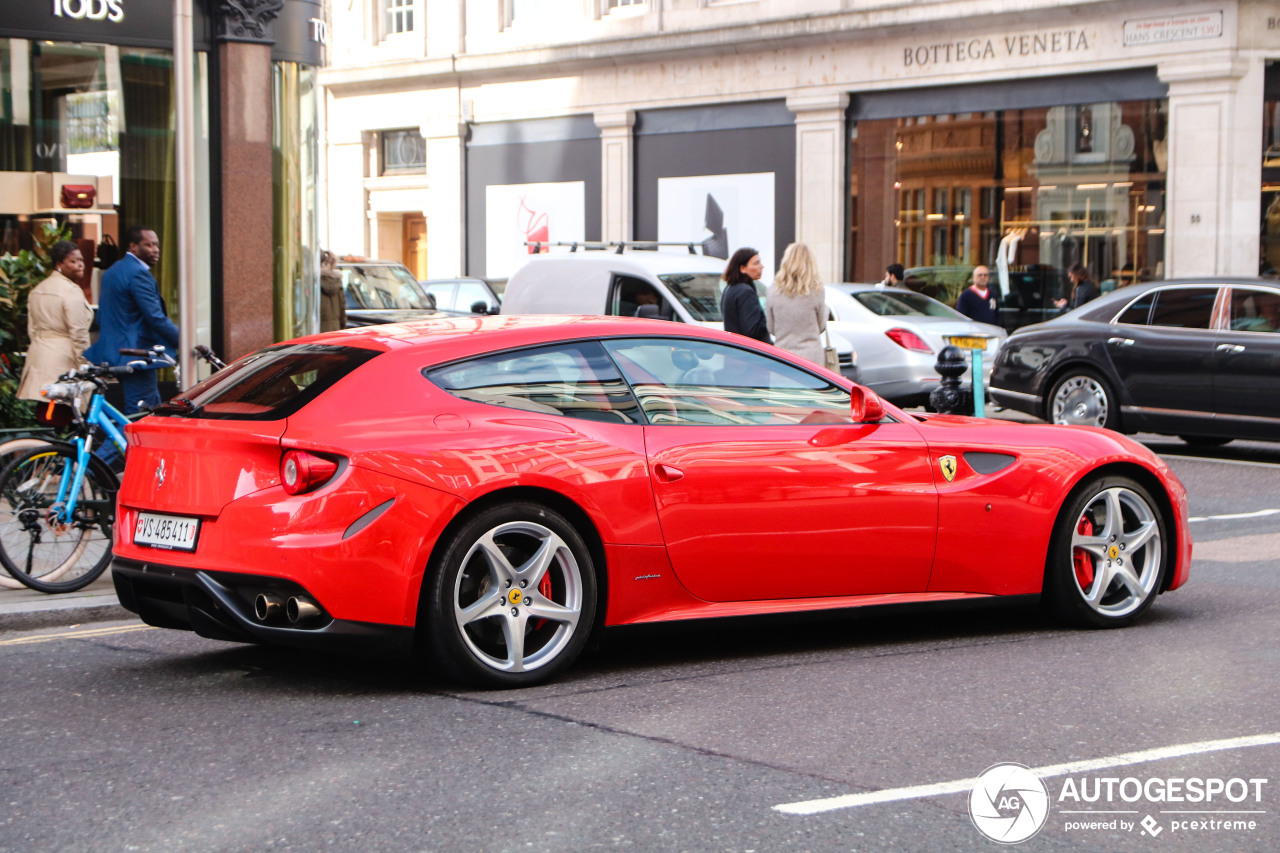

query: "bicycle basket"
left=37, top=401, right=76, bottom=428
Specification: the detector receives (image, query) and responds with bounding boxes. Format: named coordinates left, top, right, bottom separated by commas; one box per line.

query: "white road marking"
left=1189, top=509, right=1280, bottom=522
left=774, top=732, right=1280, bottom=816
left=1162, top=454, right=1280, bottom=469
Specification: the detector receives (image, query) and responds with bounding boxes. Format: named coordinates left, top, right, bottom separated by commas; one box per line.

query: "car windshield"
left=658, top=272, right=765, bottom=322
left=341, top=265, right=434, bottom=311
left=851, top=289, right=967, bottom=319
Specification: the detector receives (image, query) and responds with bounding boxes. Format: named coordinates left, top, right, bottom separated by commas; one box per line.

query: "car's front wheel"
left=423, top=501, right=596, bottom=688
left=1047, top=369, right=1119, bottom=430
left=1044, top=475, right=1168, bottom=628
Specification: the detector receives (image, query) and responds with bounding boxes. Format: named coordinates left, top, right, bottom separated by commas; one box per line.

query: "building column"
left=787, top=92, right=849, bottom=282
left=423, top=111, right=463, bottom=277
left=595, top=110, right=635, bottom=243
left=216, top=1, right=281, bottom=360
left=1159, top=52, right=1262, bottom=278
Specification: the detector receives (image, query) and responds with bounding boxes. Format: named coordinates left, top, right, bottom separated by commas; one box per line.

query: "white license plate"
left=134, top=512, right=201, bottom=552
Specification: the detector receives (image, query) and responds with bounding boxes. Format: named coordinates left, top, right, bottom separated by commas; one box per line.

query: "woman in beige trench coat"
left=17, top=241, right=95, bottom=402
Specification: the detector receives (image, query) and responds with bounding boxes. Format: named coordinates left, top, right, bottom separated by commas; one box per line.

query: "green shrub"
left=0, top=222, right=71, bottom=429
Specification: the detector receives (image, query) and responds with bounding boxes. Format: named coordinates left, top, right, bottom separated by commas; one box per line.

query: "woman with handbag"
left=766, top=242, right=831, bottom=368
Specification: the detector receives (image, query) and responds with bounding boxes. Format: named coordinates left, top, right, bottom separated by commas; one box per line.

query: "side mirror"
left=471, top=300, right=489, bottom=314
left=850, top=385, right=885, bottom=424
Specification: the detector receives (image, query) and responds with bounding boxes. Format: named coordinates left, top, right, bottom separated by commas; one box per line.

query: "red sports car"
left=111, top=316, right=1191, bottom=687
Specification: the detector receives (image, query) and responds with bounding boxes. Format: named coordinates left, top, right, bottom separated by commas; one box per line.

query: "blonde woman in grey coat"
left=765, top=242, right=827, bottom=366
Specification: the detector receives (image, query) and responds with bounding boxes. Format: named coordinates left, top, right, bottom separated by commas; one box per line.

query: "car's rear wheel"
left=423, top=501, right=596, bottom=688
left=1044, top=475, right=1168, bottom=628
left=1047, top=369, right=1119, bottom=430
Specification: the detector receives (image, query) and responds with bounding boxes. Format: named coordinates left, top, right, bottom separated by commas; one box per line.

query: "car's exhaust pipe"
left=254, top=593, right=285, bottom=623
left=287, top=595, right=322, bottom=625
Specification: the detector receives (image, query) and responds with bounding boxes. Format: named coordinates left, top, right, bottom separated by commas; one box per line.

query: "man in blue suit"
left=84, top=225, right=179, bottom=413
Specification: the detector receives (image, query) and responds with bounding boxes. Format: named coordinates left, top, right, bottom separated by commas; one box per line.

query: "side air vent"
left=963, top=452, right=1017, bottom=475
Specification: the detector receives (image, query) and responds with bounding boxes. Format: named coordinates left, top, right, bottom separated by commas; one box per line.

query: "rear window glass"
left=852, top=290, right=964, bottom=319
left=425, top=342, right=643, bottom=424
left=153, top=344, right=379, bottom=420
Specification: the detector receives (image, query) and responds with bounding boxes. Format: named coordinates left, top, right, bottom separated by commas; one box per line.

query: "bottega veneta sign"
left=904, top=29, right=1091, bottom=68
left=51, top=0, right=124, bottom=23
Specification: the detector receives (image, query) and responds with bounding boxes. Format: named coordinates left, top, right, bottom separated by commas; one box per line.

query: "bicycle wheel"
left=0, top=445, right=116, bottom=593
left=0, top=438, right=57, bottom=590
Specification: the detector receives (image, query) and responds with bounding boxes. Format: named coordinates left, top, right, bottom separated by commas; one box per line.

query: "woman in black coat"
left=720, top=246, right=771, bottom=343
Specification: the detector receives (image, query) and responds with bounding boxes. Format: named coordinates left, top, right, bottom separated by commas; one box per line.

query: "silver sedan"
left=826, top=284, right=1007, bottom=407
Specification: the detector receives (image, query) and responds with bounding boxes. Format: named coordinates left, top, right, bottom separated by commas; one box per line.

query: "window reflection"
left=850, top=99, right=1168, bottom=331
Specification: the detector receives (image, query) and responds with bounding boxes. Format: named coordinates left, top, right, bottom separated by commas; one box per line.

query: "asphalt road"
left=1, top=439, right=1277, bottom=852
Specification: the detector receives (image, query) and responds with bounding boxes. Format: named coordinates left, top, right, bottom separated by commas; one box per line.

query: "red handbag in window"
left=60, top=184, right=96, bottom=209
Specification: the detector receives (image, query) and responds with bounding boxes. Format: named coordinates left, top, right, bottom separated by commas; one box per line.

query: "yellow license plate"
left=948, top=336, right=989, bottom=350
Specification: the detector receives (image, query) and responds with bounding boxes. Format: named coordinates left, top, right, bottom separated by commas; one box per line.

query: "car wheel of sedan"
left=1044, top=475, right=1168, bottom=628
left=1048, top=370, right=1118, bottom=430
left=423, top=501, right=596, bottom=688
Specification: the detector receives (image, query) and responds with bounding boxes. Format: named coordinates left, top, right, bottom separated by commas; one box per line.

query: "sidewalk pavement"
left=0, top=405, right=1044, bottom=634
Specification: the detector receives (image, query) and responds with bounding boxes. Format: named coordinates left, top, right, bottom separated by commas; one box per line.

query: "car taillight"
left=885, top=328, right=933, bottom=353
left=280, top=450, right=339, bottom=496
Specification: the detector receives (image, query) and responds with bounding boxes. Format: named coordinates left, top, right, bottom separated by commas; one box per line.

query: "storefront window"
left=272, top=61, right=319, bottom=340
left=850, top=98, right=1167, bottom=330
left=0, top=39, right=210, bottom=330
left=1261, top=62, right=1280, bottom=277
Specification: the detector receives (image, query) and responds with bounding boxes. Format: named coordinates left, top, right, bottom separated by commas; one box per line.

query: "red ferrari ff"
left=111, top=316, right=1191, bottom=687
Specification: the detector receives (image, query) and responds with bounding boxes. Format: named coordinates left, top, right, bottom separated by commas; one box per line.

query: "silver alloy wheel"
left=1051, top=374, right=1110, bottom=427
left=1068, top=486, right=1162, bottom=618
left=452, top=520, right=584, bottom=674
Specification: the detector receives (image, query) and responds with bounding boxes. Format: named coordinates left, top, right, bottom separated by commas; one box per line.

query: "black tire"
left=0, top=445, right=116, bottom=593
left=0, top=439, right=55, bottom=590
left=1046, top=369, right=1120, bottom=430
left=1179, top=435, right=1233, bottom=447
left=422, top=501, right=597, bottom=688
left=1043, top=475, right=1168, bottom=628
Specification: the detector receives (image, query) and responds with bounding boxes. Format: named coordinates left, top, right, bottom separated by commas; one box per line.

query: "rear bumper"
left=112, top=558, right=415, bottom=656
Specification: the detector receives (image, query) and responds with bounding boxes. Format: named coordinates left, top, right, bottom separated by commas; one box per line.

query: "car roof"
left=512, top=251, right=727, bottom=277
left=290, top=313, right=751, bottom=358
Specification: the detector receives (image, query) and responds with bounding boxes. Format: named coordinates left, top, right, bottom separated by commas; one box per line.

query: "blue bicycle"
left=0, top=347, right=175, bottom=593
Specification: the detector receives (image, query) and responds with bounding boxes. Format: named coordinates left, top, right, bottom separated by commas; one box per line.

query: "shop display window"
left=850, top=99, right=1168, bottom=330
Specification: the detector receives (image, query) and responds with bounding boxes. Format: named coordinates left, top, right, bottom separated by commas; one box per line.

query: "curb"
left=0, top=598, right=134, bottom=634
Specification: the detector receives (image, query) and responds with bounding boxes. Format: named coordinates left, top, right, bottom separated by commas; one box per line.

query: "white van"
left=500, top=247, right=860, bottom=381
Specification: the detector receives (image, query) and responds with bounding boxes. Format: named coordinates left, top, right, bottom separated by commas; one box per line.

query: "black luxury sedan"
left=989, top=279, right=1280, bottom=444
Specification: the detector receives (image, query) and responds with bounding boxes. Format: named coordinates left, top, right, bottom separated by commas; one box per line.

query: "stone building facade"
left=320, top=1, right=1280, bottom=314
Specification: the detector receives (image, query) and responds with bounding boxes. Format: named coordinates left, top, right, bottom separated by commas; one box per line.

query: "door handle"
left=654, top=463, right=685, bottom=482
left=1216, top=343, right=1245, bottom=354
left=1107, top=337, right=1135, bottom=347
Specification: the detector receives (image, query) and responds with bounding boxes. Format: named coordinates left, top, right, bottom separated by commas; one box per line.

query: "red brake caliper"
left=1073, top=516, right=1095, bottom=590
left=533, top=573, right=554, bottom=629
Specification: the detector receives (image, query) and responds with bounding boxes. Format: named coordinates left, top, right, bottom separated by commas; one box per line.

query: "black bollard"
left=929, top=345, right=973, bottom=415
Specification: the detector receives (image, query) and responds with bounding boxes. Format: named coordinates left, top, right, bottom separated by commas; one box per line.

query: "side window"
left=603, top=338, right=854, bottom=426
left=1115, top=291, right=1155, bottom=325
left=425, top=342, right=643, bottom=424
left=1228, top=288, right=1280, bottom=333
left=1149, top=288, right=1217, bottom=329
left=422, top=283, right=455, bottom=310
left=457, top=281, right=495, bottom=312
left=609, top=275, right=672, bottom=320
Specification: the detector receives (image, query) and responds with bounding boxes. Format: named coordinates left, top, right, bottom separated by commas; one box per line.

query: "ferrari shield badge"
left=939, top=455, right=958, bottom=482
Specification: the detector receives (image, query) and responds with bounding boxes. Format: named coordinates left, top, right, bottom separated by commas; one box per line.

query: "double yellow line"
left=0, top=624, right=154, bottom=646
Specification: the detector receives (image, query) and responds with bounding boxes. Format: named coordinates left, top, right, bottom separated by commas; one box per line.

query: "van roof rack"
left=523, top=240, right=708, bottom=255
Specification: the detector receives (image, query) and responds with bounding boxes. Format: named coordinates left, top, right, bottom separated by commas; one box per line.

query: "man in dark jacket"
left=956, top=265, right=1000, bottom=326
left=84, top=225, right=179, bottom=413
